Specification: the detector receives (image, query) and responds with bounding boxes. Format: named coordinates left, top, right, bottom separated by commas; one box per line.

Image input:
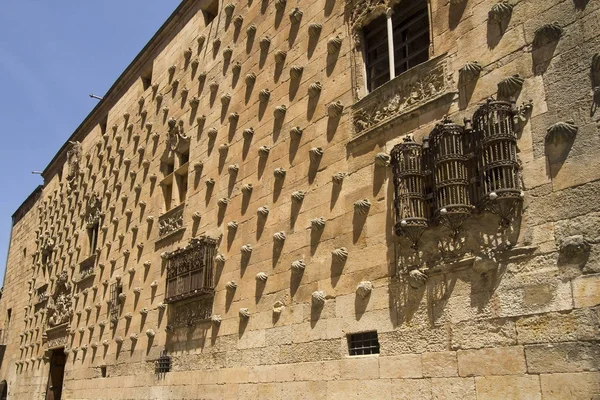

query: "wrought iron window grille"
left=348, top=331, right=380, bottom=356
left=155, top=350, right=171, bottom=375
left=391, top=98, right=525, bottom=247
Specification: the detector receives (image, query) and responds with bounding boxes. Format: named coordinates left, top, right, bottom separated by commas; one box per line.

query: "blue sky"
left=0, top=0, right=181, bottom=284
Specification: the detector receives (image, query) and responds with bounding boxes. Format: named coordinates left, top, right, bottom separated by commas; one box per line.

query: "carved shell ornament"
left=308, top=82, right=322, bottom=97
left=227, top=221, right=239, bottom=230
left=231, top=62, right=242, bottom=75
left=245, top=73, right=256, bottom=85
left=356, top=281, right=373, bottom=299
left=206, top=178, right=215, bottom=186
left=274, top=167, right=286, bottom=178
left=228, top=164, right=239, bottom=173
left=257, top=206, right=270, bottom=217
left=332, top=247, right=349, bottom=262
left=239, top=308, right=251, bottom=319
left=211, top=315, right=222, bottom=324
left=327, top=36, right=343, bottom=54
left=224, top=3, right=235, bottom=16
left=219, top=143, right=229, bottom=154
left=289, top=8, right=303, bottom=24
left=274, top=50, right=287, bottom=64
left=290, top=65, right=304, bottom=80
left=497, top=74, right=524, bottom=98
left=197, top=35, right=206, bottom=49
left=215, top=253, right=226, bottom=263
left=332, top=172, right=346, bottom=184
left=259, top=145, right=271, bottom=155
left=221, top=93, right=232, bottom=105
left=311, top=291, right=326, bottom=308
left=233, top=15, right=244, bottom=29
left=274, top=105, right=287, bottom=119
left=218, top=198, right=230, bottom=207
left=375, top=152, right=390, bottom=167
left=259, top=89, right=271, bottom=102
left=488, top=1, right=513, bottom=24
left=533, top=22, right=563, bottom=47
left=311, top=217, right=326, bottom=230
left=241, top=244, right=253, bottom=254
left=328, top=101, right=344, bottom=118
left=354, top=199, right=372, bottom=215
left=275, top=0, right=286, bottom=11
left=291, top=191, right=306, bottom=202
left=290, top=126, right=303, bottom=138
left=226, top=281, right=237, bottom=291
left=256, top=272, right=268, bottom=282
left=308, top=23, right=322, bottom=38
left=545, top=120, right=578, bottom=145
left=246, top=24, right=256, bottom=38
left=242, top=183, right=253, bottom=193
left=260, top=36, right=272, bottom=50
left=273, top=231, right=286, bottom=242
left=309, top=147, right=324, bottom=162
left=459, top=61, right=483, bottom=81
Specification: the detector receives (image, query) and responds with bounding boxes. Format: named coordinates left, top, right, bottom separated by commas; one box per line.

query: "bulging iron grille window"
left=165, top=236, right=217, bottom=303
left=348, top=331, right=380, bottom=356
left=362, top=1, right=430, bottom=92
left=109, top=283, right=122, bottom=324
left=391, top=101, right=525, bottom=247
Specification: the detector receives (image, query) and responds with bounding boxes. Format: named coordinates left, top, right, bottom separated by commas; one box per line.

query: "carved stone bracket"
left=350, top=54, right=456, bottom=143
left=43, top=323, right=69, bottom=350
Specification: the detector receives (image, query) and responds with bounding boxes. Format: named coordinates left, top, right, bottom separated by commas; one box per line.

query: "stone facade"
left=0, top=0, right=598, bottom=399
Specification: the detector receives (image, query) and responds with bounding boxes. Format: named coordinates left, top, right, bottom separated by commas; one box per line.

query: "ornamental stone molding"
left=350, top=55, right=456, bottom=139
left=158, top=204, right=185, bottom=238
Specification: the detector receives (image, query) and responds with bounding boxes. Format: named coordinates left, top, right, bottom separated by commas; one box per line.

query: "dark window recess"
left=362, top=1, right=430, bottom=92
left=202, top=0, right=218, bottom=25
left=348, top=331, right=380, bottom=356
left=141, top=66, right=153, bottom=91
left=88, top=222, right=99, bottom=255
left=164, top=237, right=217, bottom=303
left=101, top=366, right=107, bottom=378
left=156, top=350, right=171, bottom=375
left=363, top=14, right=390, bottom=93
left=109, top=283, right=122, bottom=324
left=392, top=3, right=430, bottom=76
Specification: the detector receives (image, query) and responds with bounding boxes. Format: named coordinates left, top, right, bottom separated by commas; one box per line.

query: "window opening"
left=362, top=1, right=430, bottom=92
left=348, top=331, right=380, bottom=356
left=156, top=350, right=171, bottom=375
left=109, top=283, right=122, bottom=325
left=141, top=66, right=153, bottom=91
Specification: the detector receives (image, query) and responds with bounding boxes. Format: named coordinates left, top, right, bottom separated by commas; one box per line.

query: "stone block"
left=457, top=346, right=526, bottom=376
left=358, top=379, right=392, bottom=400
left=379, top=354, right=423, bottom=379
left=422, top=351, right=458, bottom=378
left=390, top=378, right=432, bottom=400
left=516, top=308, right=600, bottom=344
left=340, top=356, right=380, bottom=380
left=540, top=372, right=600, bottom=400
left=431, top=377, right=476, bottom=400
left=475, top=375, right=541, bottom=400
left=572, top=274, right=600, bottom=308
left=525, top=342, right=600, bottom=374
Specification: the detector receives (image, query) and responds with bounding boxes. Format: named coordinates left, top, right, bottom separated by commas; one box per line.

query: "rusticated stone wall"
left=0, top=0, right=598, bottom=399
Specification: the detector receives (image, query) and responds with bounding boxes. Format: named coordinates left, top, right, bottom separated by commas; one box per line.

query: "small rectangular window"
left=88, top=223, right=99, bottom=255
left=101, top=366, right=107, bottom=377
left=348, top=331, right=380, bottom=356
left=156, top=350, right=171, bottom=375
left=109, top=284, right=122, bottom=324
left=141, top=66, right=153, bottom=91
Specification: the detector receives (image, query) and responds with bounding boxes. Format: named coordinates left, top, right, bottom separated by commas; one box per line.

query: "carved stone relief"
left=158, top=205, right=185, bottom=237
left=46, top=271, right=73, bottom=328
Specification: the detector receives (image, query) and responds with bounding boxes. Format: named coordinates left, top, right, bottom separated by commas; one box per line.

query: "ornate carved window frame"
left=346, top=0, right=435, bottom=102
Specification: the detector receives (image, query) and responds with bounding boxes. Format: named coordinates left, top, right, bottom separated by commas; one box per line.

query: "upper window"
left=363, top=1, right=430, bottom=92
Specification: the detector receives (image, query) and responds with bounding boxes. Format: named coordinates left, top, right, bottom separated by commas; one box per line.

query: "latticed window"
left=155, top=350, right=171, bottom=375
left=164, top=237, right=217, bottom=303
left=363, top=0, right=430, bottom=92
left=109, top=283, right=122, bottom=324
left=348, top=331, right=380, bottom=356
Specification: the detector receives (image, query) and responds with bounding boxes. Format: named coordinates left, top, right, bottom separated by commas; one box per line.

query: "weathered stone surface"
left=430, top=377, right=476, bottom=400
left=540, top=372, right=600, bottom=400
left=475, top=375, right=541, bottom=400
left=516, top=308, right=600, bottom=344
left=457, top=347, right=526, bottom=376
left=379, top=354, right=423, bottom=379
left=572, top=274, right=600, bottom=308
left=525, top=342, right=600, bottom=374
left=422, top=351, right=458, bottom=378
